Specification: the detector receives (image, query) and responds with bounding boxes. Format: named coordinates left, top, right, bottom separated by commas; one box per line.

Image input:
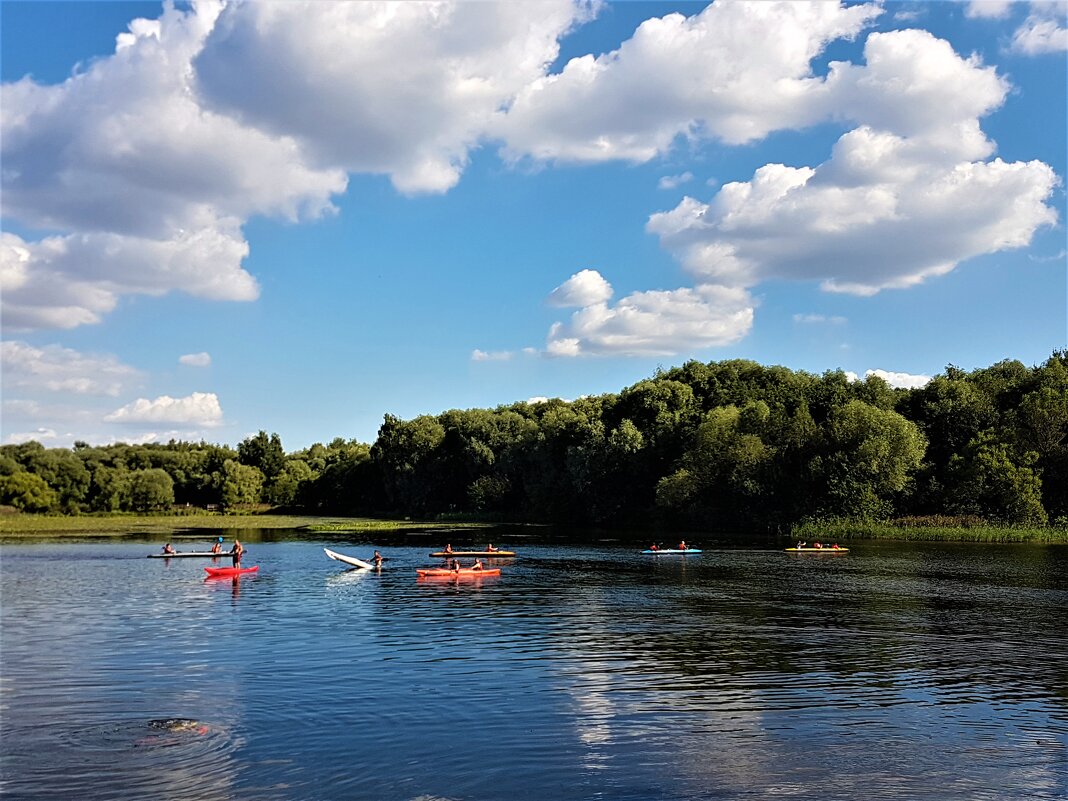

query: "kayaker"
left=451, top=560, right=461, bottom=573
left=677, top=540, right=688, bottom=551
left=649, top=543, right=660, bottom=551
left=162, top=543, right=176, bottom=555
left=796, top=541, right=806, bottom=549
left=813, top=541, right=823, bottom=549
left=832, top=543, right=841, bottom=550
left=372, top=550, right=384, bottom=567
left=471, top=559, right=484, bottom=571
left=486, top=543, right=498, bottom=553
left=443, top=543, right=453, bottom=554
left=230, top=539, right=245, bottom=566
left=210, top=538, right=223, bottom=554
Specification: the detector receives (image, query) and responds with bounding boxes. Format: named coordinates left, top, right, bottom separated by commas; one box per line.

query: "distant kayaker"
left=677, top=540, right=688, bottom=551
left=162, top=543, right=176, bottom=555
left=831, top=543, right=841, bottom=550
left=649, top=543, right=660, bottom=551
left=451, top=560, right=461, bottom=573
left=796, top=541, right=806, bottom=549
left=813, top=541, right=823, bottom=549
left=486, top=543, right=498, bottom=552
left=471, top=559, right=484, bottom=571
left=210, top=538, right=223, bottom=554
left=230, top=539, right=245, bottom=566
left=372, top=550, right=384, bottom=567
left=443, top=543, right=454, bottom=554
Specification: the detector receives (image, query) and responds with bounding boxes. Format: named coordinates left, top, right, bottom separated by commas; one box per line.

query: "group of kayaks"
left=324, top=546, right=514, bottom=579
left=160, top=538, right=848, bottom=582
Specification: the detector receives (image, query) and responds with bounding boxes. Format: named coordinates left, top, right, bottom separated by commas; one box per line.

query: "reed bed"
left=793, top=518, right=1068, bottom=543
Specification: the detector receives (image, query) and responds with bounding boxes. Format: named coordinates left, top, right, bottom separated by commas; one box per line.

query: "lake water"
left=2, top=532, right=1066, bottom=800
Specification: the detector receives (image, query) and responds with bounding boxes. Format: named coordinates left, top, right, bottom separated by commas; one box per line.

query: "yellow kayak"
left=784, top=547, right=849, bottom=552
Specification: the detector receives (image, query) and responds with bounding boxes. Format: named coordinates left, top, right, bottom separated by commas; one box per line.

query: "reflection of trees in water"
left=539, top=547, right=1068, bottom=796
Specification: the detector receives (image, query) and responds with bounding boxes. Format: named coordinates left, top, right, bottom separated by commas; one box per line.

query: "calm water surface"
left=1, top=533, right=1066, bottom=800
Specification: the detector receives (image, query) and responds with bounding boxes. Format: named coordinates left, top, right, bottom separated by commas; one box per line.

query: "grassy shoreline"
left=792, top=519, right=1068, bottom=544
left=0, top=513, right=491, bottom=537
left=2, top=512, right=1066, bottom=544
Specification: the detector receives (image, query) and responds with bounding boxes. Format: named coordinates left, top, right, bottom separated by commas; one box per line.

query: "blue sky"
left=1, top=0, right=1065, bottom=451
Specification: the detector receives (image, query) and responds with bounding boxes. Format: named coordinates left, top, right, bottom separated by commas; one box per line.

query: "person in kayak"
left=486, top=543, right=498, bottom=553
left=230, top=539, right=245, bottom=567
left=372, top=550, right=383, bottom=567
left=677, top=540, right=688, bottom=551
left=210, top=538, right=223, bottom=554
left=649, top=543, right=660, bottom=551
left=796, top=541, right=807, bottom=549
left=451, top=560, right=461, bottom=573
left=162, top=543, right=176, bottom=555
left=443, top=543, right=453, bottom=554
left=471, top=559, right=484, bottom=571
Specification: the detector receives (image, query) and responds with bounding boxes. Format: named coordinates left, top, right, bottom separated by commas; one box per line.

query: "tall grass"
left=792, top=517, right=1068, bottom=543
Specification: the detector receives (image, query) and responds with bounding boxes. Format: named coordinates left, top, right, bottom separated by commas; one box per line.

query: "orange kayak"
left=416, top=568, right=501, bottom=578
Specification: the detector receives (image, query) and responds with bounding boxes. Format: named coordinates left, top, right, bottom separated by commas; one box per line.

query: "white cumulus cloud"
left=658, top=172, right=694, bottom=190
left=1, top=2, right=345, bottom=332
left=547, top=269, right=615, bottom=307
left=179, top=352, right=212, bottom=367
left=193, top=1, right=591, bottom=195
left=1, top=340, right=141, bottom=396
left=498, top=1, right=881, bottom=163
left=545, top=278, right=753, bottom=357
left=866, top=368, right=931, bottom=389
left=647, top=30, right=1059, bottom=296
left=104, top=392, right=224, bottom=427
left=471, top=349, right=514, bottom=362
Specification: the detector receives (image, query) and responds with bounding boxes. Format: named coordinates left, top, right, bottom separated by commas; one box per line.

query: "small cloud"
left=4, top=428, right=59, bottom=445
left=866, top=368, right=931, bottom=389
left=893, top=8, right=925, bottom=22
left=965, top=1, right=1013, bottom=19
left=179, top=352, right=212, bottom=367
left=1012, top=11, right=1068, bottom=54
left=471, top=349, right=514, bottom=362
left=793, top=313, right=847, bottom=324
left=547, top=269, right=614, bottom=308
left=1029, top=248, right=1067, bottom=263
left=526, top=396, right=551, bottom=405
left=658, top=172, right=694, bottom=190
left=104, top=392, right=223, bottom=426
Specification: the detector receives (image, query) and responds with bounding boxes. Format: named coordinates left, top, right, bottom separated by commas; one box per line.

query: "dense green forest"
left=2, top=355, right=1066, bottom=532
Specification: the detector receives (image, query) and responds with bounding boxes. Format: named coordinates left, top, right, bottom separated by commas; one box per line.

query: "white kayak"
left=324, top=547, right=374, bottom=570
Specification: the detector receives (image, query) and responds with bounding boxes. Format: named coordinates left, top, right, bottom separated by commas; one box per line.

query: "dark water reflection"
left=2, top=534, right=1066, bottom=800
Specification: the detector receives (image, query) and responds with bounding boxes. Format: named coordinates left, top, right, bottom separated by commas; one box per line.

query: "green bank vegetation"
left=2, top=354, right=1066, bottom=542
left=0, top=513, right=490, bottom=537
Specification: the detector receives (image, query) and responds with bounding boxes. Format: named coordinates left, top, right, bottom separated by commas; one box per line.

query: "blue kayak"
left=641, top=549, right=702, bottom=555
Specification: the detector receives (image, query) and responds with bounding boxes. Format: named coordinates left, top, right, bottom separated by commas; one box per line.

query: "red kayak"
left=204, top=566, right=259, bottom=577
left=416, top=568, right=500, bottom=578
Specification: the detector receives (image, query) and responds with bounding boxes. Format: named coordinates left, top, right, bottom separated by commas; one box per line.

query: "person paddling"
left=471, top=559, right=484, bottom=571
left=677, top=540, right=688, bottom=551
left=230, top=539, right=245, bottom=567
left=372, top=550, right=384, bottom=567
left=210, top=537, right=223, bottom=554
left=162, top=543, right=176, bottom=555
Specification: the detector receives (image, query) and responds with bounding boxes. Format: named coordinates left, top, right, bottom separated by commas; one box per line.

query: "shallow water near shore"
left=2, top=533, right=1066, bottom=800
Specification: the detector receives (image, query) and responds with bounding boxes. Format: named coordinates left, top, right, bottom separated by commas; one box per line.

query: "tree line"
left=2, top=354, right=1066, bottom=531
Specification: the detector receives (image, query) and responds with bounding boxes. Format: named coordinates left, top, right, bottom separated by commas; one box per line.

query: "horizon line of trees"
left=2, top=353, right=1066, bottom=531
